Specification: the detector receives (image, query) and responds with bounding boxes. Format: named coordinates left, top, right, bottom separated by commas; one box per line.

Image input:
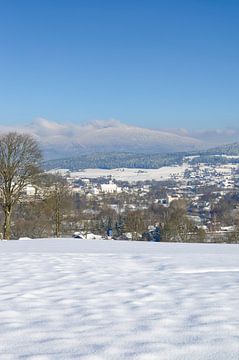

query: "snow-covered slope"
left=0, top=239, right=239, bottom=359
left=1, top=118, right=202, bottom=158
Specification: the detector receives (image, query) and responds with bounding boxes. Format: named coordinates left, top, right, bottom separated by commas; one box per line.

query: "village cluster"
left=34, top=157, right=239, bottom=241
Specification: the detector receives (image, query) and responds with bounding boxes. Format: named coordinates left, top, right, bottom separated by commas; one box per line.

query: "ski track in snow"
left=0, top=239, right=239, bottom=359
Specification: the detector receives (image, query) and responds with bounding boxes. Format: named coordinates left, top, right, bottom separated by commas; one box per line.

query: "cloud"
left=161, top=127, right=239, bottom=145
left=1, top=118, right=239, bottom=159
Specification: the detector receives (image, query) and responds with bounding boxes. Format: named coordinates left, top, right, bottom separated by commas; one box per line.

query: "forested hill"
left=43, top=143, right=239, bottom=171
left=204, top=142, right=239, bottom=155
left=43, top=152, right=185, bottom=170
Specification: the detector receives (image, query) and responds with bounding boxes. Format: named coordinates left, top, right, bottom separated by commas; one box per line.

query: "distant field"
left=49, top=161, right=238, bottom=182
left=67, top=165, right=187, bottom=182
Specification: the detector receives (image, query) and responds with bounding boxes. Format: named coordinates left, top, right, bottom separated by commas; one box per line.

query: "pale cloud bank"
left=0, top=118, right=239, bottom=159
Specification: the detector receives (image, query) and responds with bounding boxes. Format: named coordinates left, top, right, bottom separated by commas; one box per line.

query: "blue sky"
left=0, top=0, right=239, bottom=129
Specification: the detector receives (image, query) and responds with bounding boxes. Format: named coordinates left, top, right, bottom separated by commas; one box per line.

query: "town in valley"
left=18, top=150, right=239, bottom=243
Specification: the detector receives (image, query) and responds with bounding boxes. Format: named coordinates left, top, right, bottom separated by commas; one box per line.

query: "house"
left=23, top=184, right=37, bottom=197
left=101, top=183, right=122, bottom=194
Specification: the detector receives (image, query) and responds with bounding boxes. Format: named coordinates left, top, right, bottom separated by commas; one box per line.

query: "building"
left=100, top=183, right=122, bottom=194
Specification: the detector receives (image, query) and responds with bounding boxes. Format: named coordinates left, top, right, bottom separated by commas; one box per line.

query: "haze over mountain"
left=0, top=118, right=239, bottom=159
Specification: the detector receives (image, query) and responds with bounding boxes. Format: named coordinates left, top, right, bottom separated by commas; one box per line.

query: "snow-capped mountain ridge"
left=27, top=118, right=202, bottom=158
left=2, top=118, right=239, bottom=159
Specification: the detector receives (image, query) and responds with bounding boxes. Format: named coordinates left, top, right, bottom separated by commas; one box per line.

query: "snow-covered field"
left=1, top=239, right=239, bottom=359
left=67, top=166, right=187, bottom=182
left=50, top=162, right=238, bottom=183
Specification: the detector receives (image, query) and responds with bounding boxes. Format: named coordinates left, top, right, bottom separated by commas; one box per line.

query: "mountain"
left=1, top=118, right=239, bottom=160
left=28, top=118, right=202, bottom=159
left=204, top=142, right=239, bottom=156
left=165, top=128, right=239, bottom=146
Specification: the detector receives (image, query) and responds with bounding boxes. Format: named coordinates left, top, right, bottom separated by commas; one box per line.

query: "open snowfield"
left=0, top=239, right=239, bottom=359
left=65, top=165, right=187, bottom=182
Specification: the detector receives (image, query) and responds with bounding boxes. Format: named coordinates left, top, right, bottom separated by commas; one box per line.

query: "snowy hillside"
left=0, top=239, right=239, bottom=359
left=0, top=118, right=202, bottom=158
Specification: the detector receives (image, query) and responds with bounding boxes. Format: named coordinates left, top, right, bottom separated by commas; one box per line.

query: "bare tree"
left=44, top=175, right=72, bottom=237
left=124, top=210, right=146, bottom=240
left=0, top=132, right=42, bottom=239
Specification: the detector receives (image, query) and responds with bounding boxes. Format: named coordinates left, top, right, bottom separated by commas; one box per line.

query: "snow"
left=0, top=239, right=239, bottom=359
left=68, top=166, right=187, bottom=182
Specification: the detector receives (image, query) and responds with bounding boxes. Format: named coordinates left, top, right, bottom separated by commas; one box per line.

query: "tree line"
left=0, top=132, right=72, bottom=239
left=43, top=152, right=184, bottom=171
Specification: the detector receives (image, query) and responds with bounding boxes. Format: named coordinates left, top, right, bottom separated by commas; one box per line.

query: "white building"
left=100, top=183, right=122, bottom=194
left=24, top=184, right=37, bottom=197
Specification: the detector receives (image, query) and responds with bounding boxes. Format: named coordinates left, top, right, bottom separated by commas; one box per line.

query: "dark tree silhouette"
left=0, top=132, right=42, bottom=239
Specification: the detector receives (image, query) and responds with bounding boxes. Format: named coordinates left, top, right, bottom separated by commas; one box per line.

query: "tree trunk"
left=55, top=207, right=60, bottom=238
left=3, top=206, right=12, bottom=240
